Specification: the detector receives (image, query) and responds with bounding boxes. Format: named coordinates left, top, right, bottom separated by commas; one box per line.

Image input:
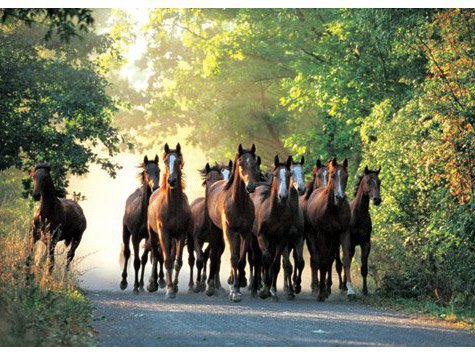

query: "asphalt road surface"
left=89, top=286, right=475, bottom=347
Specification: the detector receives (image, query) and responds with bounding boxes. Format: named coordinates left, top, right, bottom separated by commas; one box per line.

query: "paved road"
left=88, top=286, right=475, bottom=347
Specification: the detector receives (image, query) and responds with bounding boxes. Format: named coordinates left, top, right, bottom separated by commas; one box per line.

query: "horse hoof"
left=206, top=286, right=215, bottom=297
left=229, top=292, right=242, bottom=302
left=287, top=293, right=295, bottom=301
left=363, top=289, right=368, bottom=296
left=201, top=274, right=207, bottom=282
left=251, top=290, right=258, bottom=298
left=239, top=277, right=247, bottom=288
left=133, top=288, right=140, bottom=295
left=339, top=284, right=347, bottom=291
left=316, top=294, right=326, bottom=302
left=326, top=288, right=332, bottom=296
left=166, top=287, right=176, bottom=299
left=173, top=284, right=178, bottom=293
left=311, top=289, right=318, bottom=297
left=120, top=281, right=128, bottom=290
left=294, top=285, right=302, bottom=294
left=158, top=278, right=166, bottom=289
left=347, top=293, right=357, bottom=301
left=259, top=289, right=270, bottom=299
left=271, top=295, right=279, bottom=302
left=147, top=283, right=158, bottom=293
left=192, top=284, right=202, bottom=293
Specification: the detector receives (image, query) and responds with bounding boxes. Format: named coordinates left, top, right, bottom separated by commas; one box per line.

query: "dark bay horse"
left=147, top=143, right=193, bottom=298
left=300, top=158, right=329, bottom=295
left=304, top=158, right=355, bottom=301
left=191, top=161, right=232, bottom=292
left=206, top=144, right=259, bottom=302
left=251, top=155, right=293, bottom=301
left=282, top=156, right=306, bottom=297
left=29, top=163, right=87, bottom=271
left=120, top=155, right=163, bottom=293
left=335, top=166, right=382, bottom=295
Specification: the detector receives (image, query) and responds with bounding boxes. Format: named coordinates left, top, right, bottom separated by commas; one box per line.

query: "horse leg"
left=158, top=229, right=175, bottom=298
left=147, top=230, right=160, bottom=292
left=306, top=234, right=319, bottom=296
left=193, top=235, right=205, bottom=293
left=335, top=246, right=345, bottom=290
left=341, top=230, right=356, bottom=299
left=66, top=233, right=82, bottom=269
left=282, top=245, right=295, bottom=300
left=47, top=238, right=58, bottom=274
left=139, top=247, right=149, bottom=291
left=206, top=222, right=221, bottom=296
left=270, top=243, right=284, bottom=302
left=257, top=233, right=271, bottom=299
left=132, top=238, right=141, bottom=294
left=237, top=233, right=250, bottom=288
left=361, top=240, right=371, bottom=296
left=202, top=243, right=210, bottom=283
left=247, top=247, right=254, bottom=291
left=157, top=244, right=166, bottom=288
left=226, top=226, right=241, bottom=302
left=215, top=237, right=225, bottom=291
left=250, top=234, right=261, bottom=297
left=293, top=235, right=305, bottom=294
left=172, top=236, right=185, bottom=294
left=120, top=225, right=131, bottom=290
left=187, top=236, right=195, bottom=292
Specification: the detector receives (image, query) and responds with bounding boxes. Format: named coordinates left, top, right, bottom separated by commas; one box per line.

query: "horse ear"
left=287, top=156, right=292, bottom=169
left=164, top=143, right=170, bottom=154
left=176, top=143, right=181, bottom=154
left=364, top=165, right=369, bottom=174
left=144, top=155, right=149, bottom=164
left=238, top=144, right=243, bottom=155
left=316, top=158, right=322, bottom=169
left=300, top=156, right=305, bottom=165
left=343, top=158, right=348, bottom=169
left=257, top=156, right=261, bottom=166
left=45, top=162, right=51, bottom=171
left=228, top=160, right=233, bottom=169
left=332, top=157, right=337, bottom=166
left=377, top=166, right=381, bottom=174
left=274, top=155, right=280, bottom=168
left=205, top=163, right=211, bottom=173
left=154, top=154, right=159, bottom=163
left=250, top=144, right=256, bottom=154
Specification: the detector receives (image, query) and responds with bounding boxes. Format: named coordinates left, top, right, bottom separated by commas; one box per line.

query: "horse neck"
left=164, top=169, right=184, bottom=201
left=354, top=182, right=370, bottom=214
left=326, top=175, right=337, bottom=207
left=40, top=177, right=57, bottom=216
left=230, top=168, right=248, bottom=204
left=141, top=181, right=152, bottom=214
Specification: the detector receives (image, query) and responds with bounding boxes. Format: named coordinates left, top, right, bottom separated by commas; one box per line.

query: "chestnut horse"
left=304, top=158, right=355, bottom=301
left=251, top=155, right=293, bottom=301
left=120, top=155, right=163, bottom=293
left=282, top=156, right=306, bottom=297
left=300, top=158, right=329, bottom=295
left=206, top=144, right=259, bottom=302
left=335, top=166, right=382, bottom=295
left=147, top=143, right=193, bottom=298
left=29, top=163, right=87, bottom=272
left=191, top=161, right=232, bottom=292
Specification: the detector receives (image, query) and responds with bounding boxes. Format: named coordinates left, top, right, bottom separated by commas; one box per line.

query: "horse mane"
left=304, top=179, right=315, bottom=200
left=258, top=164, right=288, bottom=201
left=225, top=149, right=256, bottom=190
left=34, top=162, right=51, bottom=171
left=137, top=162, right=146, bottom=187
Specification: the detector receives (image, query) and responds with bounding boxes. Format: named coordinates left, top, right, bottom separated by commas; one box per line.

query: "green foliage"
left=0, top=11, right=122, bottom=193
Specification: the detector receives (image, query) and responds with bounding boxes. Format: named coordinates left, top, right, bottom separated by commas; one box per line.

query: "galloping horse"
left=251, top=155, right=293, bottom=301
left=147, top=143, right=193, bottom=298
left=300, top=158, right=329, bottom=295
left=282, top=156, right=306, bottom=297
left=120, top=155, right=163, bottom=293
left=29, top=163, right=87, bottom=271
left=206, top=144, right=259, bottom=302
left=304, top=158, right=355, bottom=301
left=191, top=161, right=232, bottom=292
left=335, top=166, right=382, bottom=295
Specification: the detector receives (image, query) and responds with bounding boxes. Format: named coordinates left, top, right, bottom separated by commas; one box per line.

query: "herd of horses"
left=29, top=143, right=382, bottom=303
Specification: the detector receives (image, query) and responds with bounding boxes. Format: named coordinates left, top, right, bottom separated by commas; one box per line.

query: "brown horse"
left=300, top=158, right=329, bottom=295
left=147, top=143, right=193, bottom=298
left=304, top=157, right=355, bottom=301
left=335, top=166, right=382, bottom=295
left=120, top=155, right=163, bottom=293
left=206, top=144, right=259, bottom=302
left=29, top=163, right=87, bottom=272
left=282, top=156, right=306, bottom=297
left=251, top=155, right=293, bottom=301
left=191, top=161, right=232, bottom=292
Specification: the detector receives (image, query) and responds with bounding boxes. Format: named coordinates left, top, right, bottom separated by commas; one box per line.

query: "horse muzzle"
left=167, top=178, right=178, bottom=188
left=373, top=197, right=382, bottom=206
left=33, top=192, right=41, bottom=201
